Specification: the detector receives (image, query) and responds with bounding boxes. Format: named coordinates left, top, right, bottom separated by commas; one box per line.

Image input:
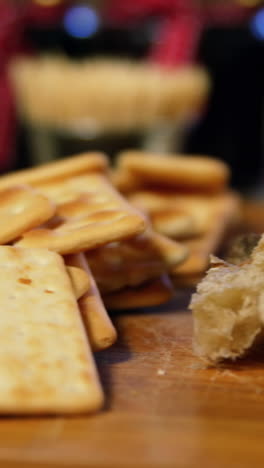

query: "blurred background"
left=1, top=0, right=264, bottom=194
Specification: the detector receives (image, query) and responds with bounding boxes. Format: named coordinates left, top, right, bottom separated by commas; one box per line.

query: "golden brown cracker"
left=66, top=265, right=90, bottom=300
left=0, top=246, right=104, bottom=414
left=118, top=151, right=229, bottom=192
left=110, top=167, right=142, bottom=194
left=86, top=230, right=187, bottom=294
left=65, top=253, right=117, bottom=351
left=129, top=190, right=234, bottom=238
left=0, top=186, right=55, bottom=244
left=16, top=174, right=147, bottom=254
left=0, top=152, right=108, bottom=191
left=172, top=192, right=241, bottom=285
left=150, top=231, right=188, bottom=267
left=85, top=232, right=166, bottom=293
left=150, top=209, right=195, bottom=239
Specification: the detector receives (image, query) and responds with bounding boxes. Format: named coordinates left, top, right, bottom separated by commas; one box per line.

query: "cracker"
left=150, top=231, right=189, bottom=267
left=0, top=246, right=104, bottom=414
left=171, top=235, right=216, bottom=287
left=110, top=167, right=142, bottom=194
left=103, top=275, right=174, bottom=310
left=10, top=57, right=209, bottom=131
left=118, top=151, right=229, bottom=192
left=0, top=152, right=108, bottom=191
left=172, top=192, right=241, bottom=285
left=150, top=209, right=195, bottom=239
left=129, top=191, right=231, bottom=237
left=15, top=174, right=147, bottom=254
left=86, top=230, right=187, bottom=294
left=86, top=236, right=166, bottom=294
left=0, top=186, right=55, bottom=244
left=65, top=253, right=117, bottom=351
left=127, top=191, right=196, bottom=238
left=66, top=265, right=90, bottom=300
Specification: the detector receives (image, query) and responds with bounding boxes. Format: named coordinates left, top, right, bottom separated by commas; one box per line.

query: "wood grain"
left=0, top=201, right=264, bottom=467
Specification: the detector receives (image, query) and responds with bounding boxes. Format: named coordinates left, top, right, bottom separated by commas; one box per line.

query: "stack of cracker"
left=113, top=150, right=240, bottom=286
left=0, top=151, right=189, bottom=414
left=9, top=57, right=209, bottom=133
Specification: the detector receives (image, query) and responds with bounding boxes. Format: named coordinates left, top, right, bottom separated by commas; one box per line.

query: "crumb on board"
left=157, top=369, right=166, bottom=376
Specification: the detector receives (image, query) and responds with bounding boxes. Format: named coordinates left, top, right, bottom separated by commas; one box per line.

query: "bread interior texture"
left=190, top=236, right=264, bottom=363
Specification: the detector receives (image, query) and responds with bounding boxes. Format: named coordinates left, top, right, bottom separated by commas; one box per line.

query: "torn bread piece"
left=118, top=151, right=230, bottom=192
left=65, top=253, right=117, bottom=351
left=0, top=152, right=108, bottom=191
left=190, top=234, right=264, bottom=363
left=0, top=186, right=55, bottom=244
left=15, top=174, right=147, bottom=254
left=66, top=265, right=90, bottom=300
left=103, top=275, right=174, bottom=310
left=0, top=246, right=104, bottom=414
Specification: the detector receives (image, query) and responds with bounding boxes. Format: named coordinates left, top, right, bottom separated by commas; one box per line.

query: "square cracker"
left=0, top=186, right=55, bottom=244
left=0, top=247, right=103, bottom=414
left=16, top=174, right=147, bottom=254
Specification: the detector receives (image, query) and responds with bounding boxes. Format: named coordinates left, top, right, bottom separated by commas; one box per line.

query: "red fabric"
left=25, top=2, right=67, bottom=26
left=0, top=1, right=66, bottom=171
left=149, top=14, right=203, bottom=67
left=0, top=0, right=257, bottom=170
left=0, top=75, right=16, bottom=170
left=204, top=3, right=252, bottom=25
left=0, top=3, right=24, bottom=170
left=106, top=0, right=254, bottom=68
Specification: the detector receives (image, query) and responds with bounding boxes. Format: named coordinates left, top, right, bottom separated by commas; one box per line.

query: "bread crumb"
left=157, top=369, right=166, bottom=376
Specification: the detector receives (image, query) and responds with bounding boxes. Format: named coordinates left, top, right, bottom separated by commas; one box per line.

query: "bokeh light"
left=63, top=5, right=100, bottom=39
left=250, top=8, right=264, bottom=39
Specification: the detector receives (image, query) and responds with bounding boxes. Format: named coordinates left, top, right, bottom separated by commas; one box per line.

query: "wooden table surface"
left=2, top=202, right=264, bottom=468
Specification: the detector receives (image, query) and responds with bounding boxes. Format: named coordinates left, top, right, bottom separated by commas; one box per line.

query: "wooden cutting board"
left=1, top=202, right=264, bottom=468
